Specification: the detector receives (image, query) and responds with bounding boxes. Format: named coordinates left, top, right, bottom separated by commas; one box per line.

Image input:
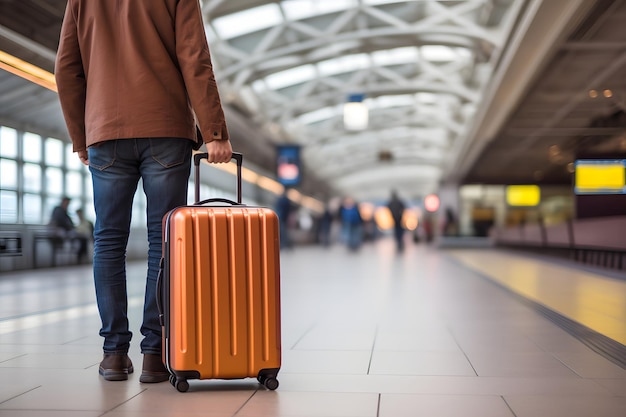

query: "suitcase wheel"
left=261, top=376, right=279, bottom=390
left=257, top=369, right=279, bottom=390
left=171, top=376, right=189, bottom=392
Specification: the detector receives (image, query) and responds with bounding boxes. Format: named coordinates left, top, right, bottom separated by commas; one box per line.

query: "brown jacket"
left=55, top=0, right=229, bottom=152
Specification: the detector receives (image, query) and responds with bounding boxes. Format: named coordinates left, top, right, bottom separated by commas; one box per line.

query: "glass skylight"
left=252, top=45, right=470, bottom=94
left=297, top=105, right=342, bottom=125
left=318, top=54, right=370, bottom=77
left=264, top=65, right=317, bottom=90
left=282, top=0, right=359, bottom=21
left=416, top=92, right=439, bottom=104
left=295, top=93, right=447, bottom=126
left=421, top=45, right=471, bottom=62
left=210, top=0, right=417, bottom=40
left=211, top=4, right=282, bottom=39
left=371, top=47, right=419, bottom=66
left=370, top=95, right=415, bottom=108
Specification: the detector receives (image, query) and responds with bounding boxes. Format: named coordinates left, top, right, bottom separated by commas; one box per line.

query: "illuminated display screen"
left=506, top=185, right=541, bottom=206
left=574, top=160, right=626, bottom=194
left=276, top=145, right=301, bottom=186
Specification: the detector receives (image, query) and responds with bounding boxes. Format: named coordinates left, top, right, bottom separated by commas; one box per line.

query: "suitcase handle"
left=195, top=197, right=243, bottom=206
left=194, top=152, right=243, bottom=204
left=156, top=257, right=165, bottom=325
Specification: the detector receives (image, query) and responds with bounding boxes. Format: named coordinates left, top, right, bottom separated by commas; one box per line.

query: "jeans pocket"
left=88, top=141, right=116, bottom=170
left=149, top=138, right=192, bottom=168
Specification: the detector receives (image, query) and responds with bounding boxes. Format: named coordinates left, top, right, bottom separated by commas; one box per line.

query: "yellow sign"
left=575, top=160, right=625, bottom=194
left=506, top=185, right=540, bottom=206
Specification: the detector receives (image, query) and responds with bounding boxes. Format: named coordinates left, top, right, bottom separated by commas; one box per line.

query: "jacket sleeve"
left=54, top=0, right=88, bottom=152
left=175, top=0, right=229, bottom=143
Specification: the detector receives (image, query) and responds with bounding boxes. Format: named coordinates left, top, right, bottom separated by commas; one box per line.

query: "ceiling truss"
left=201, top=0, right=521, bottom=200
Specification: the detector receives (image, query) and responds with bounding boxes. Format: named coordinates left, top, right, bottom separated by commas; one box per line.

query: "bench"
left=32, top=229, right=87, bottom=268
left=492, top=216, right=626, bottom=270
left=0, top=231, right=22, bottom=257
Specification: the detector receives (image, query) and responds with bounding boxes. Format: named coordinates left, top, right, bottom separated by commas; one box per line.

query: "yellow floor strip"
left=446, top=249, right=626, bottom=346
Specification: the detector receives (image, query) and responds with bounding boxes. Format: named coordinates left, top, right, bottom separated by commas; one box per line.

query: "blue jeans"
left=88, top=138, right=192, bottom=355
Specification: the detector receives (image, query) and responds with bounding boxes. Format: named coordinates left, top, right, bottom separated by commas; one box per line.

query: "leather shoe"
left=99, top=354, right=133, bottom=381
left=140, top=353, right=170, bottom=383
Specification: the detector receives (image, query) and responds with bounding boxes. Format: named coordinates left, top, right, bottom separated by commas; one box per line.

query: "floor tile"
left=553, top=351, right=626, bottom=378
left=465, top=351, right=581, bottom=377
left=451, top=331, right=545, bottom=354
left=0, top=412, right=101, bottom=417
left=293, top=327, right=376, bottom=351
left=370, top=351, right=476, bottom=376
left=282, top=349, right=370, bottom=374
left=525, top=330, right=600, bottom=354
left=237, top=391, right=379, bottom=417
left=102, top=411, right=233, bottom=417
left=111, top=384, right=255, bottom=414
left=374, top=328, right=460, bottom=352
left=0, top=381, right=145, bottom=411
left=505, top=395, right=626, bottom=417
left=379, top=393, right=514, bottom=417
left=592, top=378, right=626, bottom=396
left=0, top=352, right=101, bottom=370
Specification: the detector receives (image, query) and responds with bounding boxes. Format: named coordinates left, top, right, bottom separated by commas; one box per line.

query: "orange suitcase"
left=158, top=152, right=281, bottom=392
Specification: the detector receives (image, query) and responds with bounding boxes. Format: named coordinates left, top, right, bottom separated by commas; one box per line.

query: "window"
left=23, top=163, right=42, bottom=193
left=0, top=127, right=18, bottom=158
left=0, top=159, right=17, bottom=189
left=0, top=190, right=17, bottom=223
left=45, top=167, right=64, bottom=197
left=65, top=143, right=82, bottom=170
left=45, top=138, right=64, bottom=167
left=65, top=171, right=83, bottom=198
left=22, top=133, right=42, bottom=163
left=23, top=193, right=42, bottom=224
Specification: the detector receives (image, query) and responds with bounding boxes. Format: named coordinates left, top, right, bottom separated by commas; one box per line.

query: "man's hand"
left=206, top=139, right=233, bottom=163
left=77, top=149, right=89, bottom=166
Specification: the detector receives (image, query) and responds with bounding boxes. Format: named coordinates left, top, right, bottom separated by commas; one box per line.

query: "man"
left=387, top=190, right=406, bottom=252
left=340, top=197, right=363, bottom=251
left=49, top=196, right=74, bottom=233
left=55, top=0, right=233, bottom=383
left=49, top=197, right=89, bottom=262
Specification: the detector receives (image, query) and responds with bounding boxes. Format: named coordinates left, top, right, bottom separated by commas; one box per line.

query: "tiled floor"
left=1, top=238, right=625, bottom=416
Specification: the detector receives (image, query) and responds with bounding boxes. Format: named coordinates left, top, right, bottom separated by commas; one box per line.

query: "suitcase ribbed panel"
left=166, top=206, right=281, bottom=380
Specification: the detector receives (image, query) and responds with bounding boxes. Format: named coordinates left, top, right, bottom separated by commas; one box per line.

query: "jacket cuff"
left=203, top=123, right=229, bottom=142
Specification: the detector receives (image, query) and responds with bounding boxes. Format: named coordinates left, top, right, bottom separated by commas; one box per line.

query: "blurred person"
left=55, top=0, right=233, bottom=383
left=49, top=196, right=74, bottom=234
left=340, top=197, right=363, bottom=251
left=443, top=207, right=458, bottom=236
left=75, top=208, right=94, bottom=262
left=318, top=203, right=333, bottom=247
left=275, top=190, right=294, bottom=249
left=387, top=190, right=406, bottom=252
left=48, top=196, right=88, bottom=261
